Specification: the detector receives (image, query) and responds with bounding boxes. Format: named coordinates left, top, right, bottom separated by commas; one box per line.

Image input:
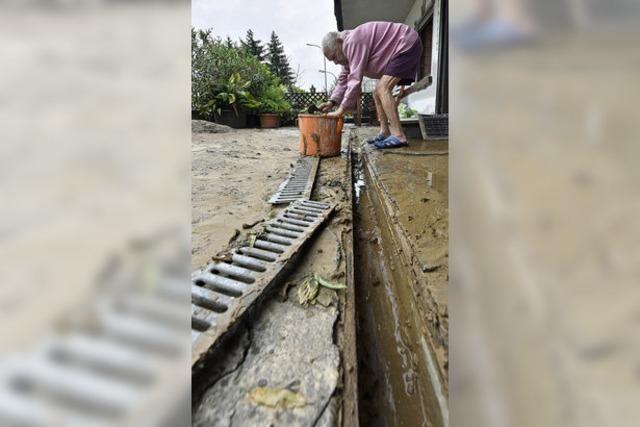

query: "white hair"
left=321, top=31, right=345, bottom=55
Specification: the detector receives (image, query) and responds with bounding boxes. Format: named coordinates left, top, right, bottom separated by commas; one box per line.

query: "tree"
left=224, top=36, right=235, bottom=48
left=309, top=85, right=317, bottom=93
left=191, top=27, right=281, bottom=118
left=241, top=29, right=265, bottom=62
left=266, top=31, right=295, bottom=87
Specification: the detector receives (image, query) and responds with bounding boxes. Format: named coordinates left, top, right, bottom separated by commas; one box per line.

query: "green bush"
left=257, top=85, right=291, bottom=114
left=192, top=28, right=279, bottom=118
left=399, top=103, right=418, bottom=119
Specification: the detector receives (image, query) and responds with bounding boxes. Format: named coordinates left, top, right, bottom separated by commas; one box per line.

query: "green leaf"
left=315, top=274, right=346, bottom=290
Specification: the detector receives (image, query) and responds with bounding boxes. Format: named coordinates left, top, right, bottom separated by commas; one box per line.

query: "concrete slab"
left=193, top=300, right=339, bottom=427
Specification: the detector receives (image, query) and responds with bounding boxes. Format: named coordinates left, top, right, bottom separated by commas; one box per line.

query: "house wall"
left=404, top=0, right=438, bottom=115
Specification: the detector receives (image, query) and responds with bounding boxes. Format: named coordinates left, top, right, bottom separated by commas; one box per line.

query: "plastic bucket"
left=298, top=114, right=344, bottom=157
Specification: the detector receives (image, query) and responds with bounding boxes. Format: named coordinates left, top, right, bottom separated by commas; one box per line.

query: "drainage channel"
left=352, top=149, right=446, bottom=427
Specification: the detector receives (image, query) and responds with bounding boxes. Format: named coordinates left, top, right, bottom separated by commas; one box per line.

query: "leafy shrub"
left=257, top=85, right=292, bottom=114
left=192, top=28, right=279, bottom=118
left=399, top=103, right=418, bottom=118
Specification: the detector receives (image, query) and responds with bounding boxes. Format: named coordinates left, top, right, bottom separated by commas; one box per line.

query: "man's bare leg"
left=373, top=90, right=390, bottom=136
left=376, top=75, right=406, bottom=141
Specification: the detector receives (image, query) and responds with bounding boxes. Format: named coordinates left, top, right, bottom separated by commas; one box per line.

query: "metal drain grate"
left=192, top=199, right=333, bottom=366
left=269, top=156, right=320, bottom=205
left=0, top=282, right=189, bottom=427
left=421, top=113, right=448, bottom=139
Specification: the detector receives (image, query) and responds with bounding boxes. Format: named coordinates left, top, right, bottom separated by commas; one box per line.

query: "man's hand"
left=318, top=101, right=334, bottom=113
left=327, top=106, right=345, bottom=118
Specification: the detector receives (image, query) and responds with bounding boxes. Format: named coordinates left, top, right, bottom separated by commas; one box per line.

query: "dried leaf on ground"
left=297, top=276, right=319, bottom=305
left=248, top=233, right=257, bottom=248
left=315, top=274, right=346, bottom=290
left=247, top=387, right=306, bottom=409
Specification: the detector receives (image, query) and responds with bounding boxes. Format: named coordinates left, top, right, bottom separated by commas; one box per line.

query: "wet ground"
left=353, top=129, right=449, bottom=427
left=192, top=128, right=301, bottom=270
left=191, top=125, right=357, bottom=426
left=191, top=123, right=449, bottom=427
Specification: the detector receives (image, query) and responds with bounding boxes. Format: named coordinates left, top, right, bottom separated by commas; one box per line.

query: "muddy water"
left=354, top=156, right=445, bottom=427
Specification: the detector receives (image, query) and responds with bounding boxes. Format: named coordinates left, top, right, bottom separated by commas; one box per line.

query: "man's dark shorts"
left=383, top=35, right=423, bottom=86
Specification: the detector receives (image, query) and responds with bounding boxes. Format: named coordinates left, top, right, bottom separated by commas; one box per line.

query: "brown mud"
left=353, top=132, right=448, bottom=427
left=192, top=125, right=448, bottom=426
left=192, top=126, right=358, bottom=426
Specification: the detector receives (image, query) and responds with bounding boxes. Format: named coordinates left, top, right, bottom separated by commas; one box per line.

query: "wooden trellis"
left=284, top=92, right=376, bottom=124
left=285, top=92, right=328, bottom=111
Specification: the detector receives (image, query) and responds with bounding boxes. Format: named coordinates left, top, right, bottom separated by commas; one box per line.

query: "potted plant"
left=191, top=31, right=281, bottom=128
left=257, top=85, right=291, bottom=129
left=207, top=73, right=261, bottom=128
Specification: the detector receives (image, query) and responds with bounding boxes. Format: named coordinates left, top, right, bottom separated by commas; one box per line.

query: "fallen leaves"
left=297, top=276, right=319, bottom=305
left=297, top=274, right=346, bottom=306
left=315, top=274, right=346, bottom=290
left=247, top=387, right=306, bottom=409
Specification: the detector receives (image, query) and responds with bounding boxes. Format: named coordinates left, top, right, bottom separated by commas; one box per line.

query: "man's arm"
left=330, top=67, right=349, bottom=104
left=329, top=41, right=369, bottom=117
left=319, top=67, right=348, bottom=112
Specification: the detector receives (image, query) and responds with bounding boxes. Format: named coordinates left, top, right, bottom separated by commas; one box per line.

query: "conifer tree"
left=266, top=31, right=295, bottom=87
left=241, top=29, right=265, bottom=62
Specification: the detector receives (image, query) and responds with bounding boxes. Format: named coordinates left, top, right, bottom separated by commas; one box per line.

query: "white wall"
left=404, top=0, right=437, bottom=115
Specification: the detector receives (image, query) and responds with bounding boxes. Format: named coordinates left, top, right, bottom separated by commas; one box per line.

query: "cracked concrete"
left=192, top=127, right=353, bottom=426
left=193, top=299, right=339, bottom=427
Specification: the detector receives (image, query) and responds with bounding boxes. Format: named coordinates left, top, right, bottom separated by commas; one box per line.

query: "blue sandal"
left=365, top=133, right=388, bottom=144
left=374, top=135, right=408, bottom=149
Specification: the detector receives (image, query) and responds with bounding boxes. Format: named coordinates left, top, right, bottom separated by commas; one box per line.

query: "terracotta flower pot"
left=259, top=113, right=280, bottom=129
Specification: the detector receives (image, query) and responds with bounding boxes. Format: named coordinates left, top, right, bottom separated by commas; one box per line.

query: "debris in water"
left=247, top=387, right=307, bottom=409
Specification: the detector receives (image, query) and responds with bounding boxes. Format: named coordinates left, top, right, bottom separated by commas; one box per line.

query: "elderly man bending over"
left=319, top=21, right=423, bottom=149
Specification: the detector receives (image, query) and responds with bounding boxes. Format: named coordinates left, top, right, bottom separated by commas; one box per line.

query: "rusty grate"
left=191, top=199, right=333, bottom=366
left=269, top=156, right=320, bottom=205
